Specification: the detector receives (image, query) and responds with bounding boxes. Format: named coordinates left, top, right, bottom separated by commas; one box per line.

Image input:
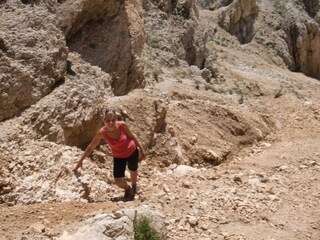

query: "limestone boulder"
left=143, top=0, right=206, bottom=70
left=65, top=0, right=146, bottom=96
left=21, top=52, right=112, bottom=147
left=285, top=20, right=320, bottom=80
left=58, top=208, right=166, bottom=240
left=218, top=0, right=259, bottom=43
left=150, top=0, right=199, bottom=18
left=0, top=1, right=68, bottom=121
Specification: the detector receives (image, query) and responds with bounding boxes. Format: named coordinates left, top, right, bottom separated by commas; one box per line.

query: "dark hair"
left=104, top=107, right=116, bottom=117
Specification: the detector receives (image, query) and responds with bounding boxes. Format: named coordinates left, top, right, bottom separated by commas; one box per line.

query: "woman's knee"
left=114, top=177, right=124, bottom=184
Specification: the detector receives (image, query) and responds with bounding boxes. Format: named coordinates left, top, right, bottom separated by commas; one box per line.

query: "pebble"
left=163, top=184, right=171, bottom=193
left=113, top=210, right=124, bottom=219
left=188, top=216, right=198, bottom=226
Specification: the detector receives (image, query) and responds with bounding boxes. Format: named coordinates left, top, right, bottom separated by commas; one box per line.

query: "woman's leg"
left=128, top=148, right=139, bottom=193
left=114, top=177, right=130, bottom=189
left=130, top=170, right=138, bottom=186
left=113, top=158, right=134, bottom=200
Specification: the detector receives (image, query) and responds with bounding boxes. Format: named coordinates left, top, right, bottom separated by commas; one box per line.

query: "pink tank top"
left=100, top=121, right=136, bottom=158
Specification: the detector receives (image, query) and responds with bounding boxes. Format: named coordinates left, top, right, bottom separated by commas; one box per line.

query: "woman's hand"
left=73, top=161, right=83, bottom=173
left=140, top=149, right=146, bottom=161
left=72, top=130, right=103, bottom=173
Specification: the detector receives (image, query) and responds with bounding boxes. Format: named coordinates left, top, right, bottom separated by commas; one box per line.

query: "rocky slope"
left=0, top=0, right=320, bottom=239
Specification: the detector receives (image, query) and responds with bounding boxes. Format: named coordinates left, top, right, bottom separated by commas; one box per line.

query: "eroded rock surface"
left=66, top=0, right=146, bottom=96
left=0, top=1, right=68, bottom=121
left=0, top=0, right=320, bottom=240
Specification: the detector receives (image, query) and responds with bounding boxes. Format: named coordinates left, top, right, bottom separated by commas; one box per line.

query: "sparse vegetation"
left=152, top=66, right=163, bottom=82
left=173, top=68, right=190, bottom=79
left=134, top=216, right=166, bottom=240
left=274, top=87, right=284, bottom=98
left=143, top=59, right=164, bottom=82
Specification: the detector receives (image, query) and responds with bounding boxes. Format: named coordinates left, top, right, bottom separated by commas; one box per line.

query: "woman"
left=73, top=108, right=146, bottom=200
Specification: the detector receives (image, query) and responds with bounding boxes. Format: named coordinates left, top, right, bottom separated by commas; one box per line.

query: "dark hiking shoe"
left=132, top=184, right=141, bottom=195
left=123, top=187, right=134, bottom=201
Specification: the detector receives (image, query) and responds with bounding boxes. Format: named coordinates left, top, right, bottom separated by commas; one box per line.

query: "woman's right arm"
left=73, top=130, right=103, bottom=172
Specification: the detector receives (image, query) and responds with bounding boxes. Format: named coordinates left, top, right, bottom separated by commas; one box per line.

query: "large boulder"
left=0, top=1, right=68, bottom=121
left=65, top=0, right=146, bottom=96
left=217, top=0, right=259, bottom=43
left=143, top=0, right=206, bottom=69
left=285, top=20, right=320, bottom=80
left=149, top=0, right=199, bottom=18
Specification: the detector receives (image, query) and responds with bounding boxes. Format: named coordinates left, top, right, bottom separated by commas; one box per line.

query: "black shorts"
left=113, top=148, right=139, bottom=178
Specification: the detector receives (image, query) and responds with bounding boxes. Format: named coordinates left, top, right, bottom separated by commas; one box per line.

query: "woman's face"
left=104, top=113, right=116, bottom=128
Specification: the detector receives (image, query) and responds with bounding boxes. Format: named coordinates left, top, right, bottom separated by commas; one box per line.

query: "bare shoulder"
left=117, top=121, right=127, bottom=128
left=96, top=128, right=105, bottom=137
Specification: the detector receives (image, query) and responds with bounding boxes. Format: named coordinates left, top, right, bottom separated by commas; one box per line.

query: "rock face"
left=0, top=0, right=146, bottom=123
left=217, top=0, right=259, bottom=44
left=22, top=53, right=113, bottom=147
left=285, top=20, right=320, bottom=80
left=0, top=1, right=68, bottom=121
left=143, top=0, right=206, bottom=69
left=199, top=0, right=234, bottom=10
left=150, top=0, right=199, bottom=18
left=304, top=0, right=319, bottom=17
left=66, top=0, right=146, bottom=96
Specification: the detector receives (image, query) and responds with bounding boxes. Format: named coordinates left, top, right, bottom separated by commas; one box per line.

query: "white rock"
left=113, top=210, right=124, bottom=219
left=188, top=216, right=198, bottom=226
left=173, top=165, right=200, bottom=177
left=278, top=165, right=289, bottom=171
left=268, top=194, right=280, bottom=201
left=29, top=222, right=45, bottom=233
left=182, top=180, right=192, bottom=188
left=163, top=184, right=171, bottom=193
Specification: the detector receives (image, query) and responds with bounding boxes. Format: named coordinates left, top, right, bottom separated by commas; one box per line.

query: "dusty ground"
left=0, top=127, right=319, bottom=240
left=1, top=48, right=320, bottom=239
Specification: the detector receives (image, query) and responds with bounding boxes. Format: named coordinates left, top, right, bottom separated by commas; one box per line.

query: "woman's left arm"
left=122, top=123, right=146, bottom=160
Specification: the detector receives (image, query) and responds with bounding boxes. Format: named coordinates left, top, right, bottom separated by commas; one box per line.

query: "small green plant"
left=274, top=87, right=284, bottom=98
left=134, top=216, right=165, bottom=240
left=152, top=67, right=163, bottom=81
left=174, top=68, right=190, bottom=79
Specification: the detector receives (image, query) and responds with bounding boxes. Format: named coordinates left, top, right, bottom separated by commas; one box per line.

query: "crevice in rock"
left=66, top=60, right=76, bottom=76
left=67, top=1, right=144, bottom=96
left=181, top=24, right=208, bottom=69
left=304, top=0, right=319, bottom=18
left=20, top=0, right=37, bottom=5
left=217, top=0, right=259, bottom=44
left=284, top=21, right=320, bottom=80
left=231, top=14, right=256, bottom=44
left=0, top=38, right=8, bottom=52
left=286, top=24, right=300, bottom=72
left=50, top=78, right=65, bottom=92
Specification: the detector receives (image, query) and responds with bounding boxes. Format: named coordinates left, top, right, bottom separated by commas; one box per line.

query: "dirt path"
left=0, top=201, right=117, bottom=240
left=0, top=136, right=319, bottom=240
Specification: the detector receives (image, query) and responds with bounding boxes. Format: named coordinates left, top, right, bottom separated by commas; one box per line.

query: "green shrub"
left=134, top=216, right=165, bottom=240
